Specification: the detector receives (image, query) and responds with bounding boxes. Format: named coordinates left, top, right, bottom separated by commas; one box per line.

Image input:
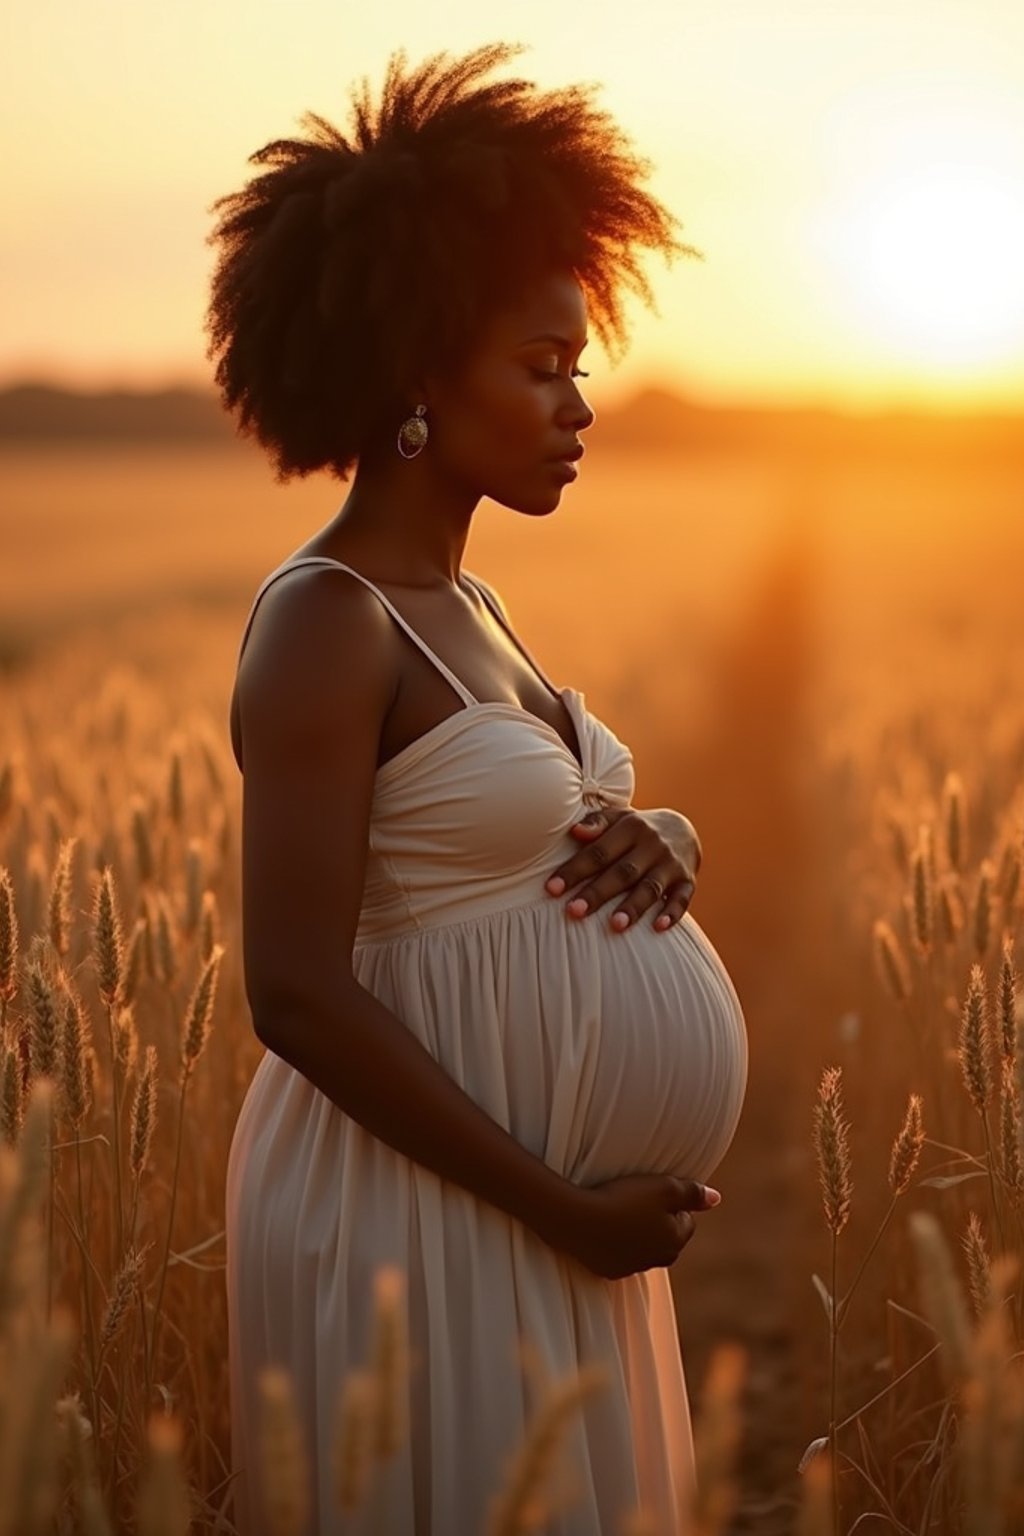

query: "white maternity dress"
left=225, top=556, right=748, bottom=1535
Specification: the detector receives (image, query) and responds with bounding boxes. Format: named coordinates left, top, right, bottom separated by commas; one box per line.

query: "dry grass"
left=5, top=439, right=1024, bottom=1529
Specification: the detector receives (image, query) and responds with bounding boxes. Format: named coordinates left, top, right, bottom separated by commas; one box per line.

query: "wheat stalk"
left=332, top=1368, right=377, bottom=1514
left=911, top=826, right=934, bottom=957
left=873, top=919, right=912, bottom=1004
left=369, top=1263, right=409, bottom=1463
left=943, top=771, right=966, bottom=874
left=690, top=1342, right=746, bottom=1536
left=958, top=964, right=993, bottom=1116
left=257, top=1367, right=310, bottom=1536
left=889, top=1092, right=925, bottom=1197
left=484, top=1362, right=611, bottom=1536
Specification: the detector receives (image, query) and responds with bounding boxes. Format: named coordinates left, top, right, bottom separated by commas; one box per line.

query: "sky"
left=4, top=0, right=1024, bottom=412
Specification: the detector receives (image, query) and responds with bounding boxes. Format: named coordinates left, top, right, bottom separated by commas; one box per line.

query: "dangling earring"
left=397, top=403, right=428, bottom=459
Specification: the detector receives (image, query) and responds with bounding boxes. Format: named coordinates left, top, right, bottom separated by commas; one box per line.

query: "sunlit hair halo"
left=203, top=40, right=702, bottom=484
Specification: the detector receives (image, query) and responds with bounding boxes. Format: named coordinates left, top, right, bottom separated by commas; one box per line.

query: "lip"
left=549, top=459, right=578, bottom=481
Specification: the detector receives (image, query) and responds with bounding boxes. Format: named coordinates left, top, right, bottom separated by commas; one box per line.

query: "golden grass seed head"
left=944, top=771, right=966, bottom=874
left=4, top=1305, right=76, bottom=1533
left=58, top=982, right=93, bottom=1130
left=24, top=940, right=62, bottom=1083
left=998, top=836, right=1021, bottom=908
left=42, top=797, right=63, bottom=861
left=998, top=1057, right=1023, bottom=1195
left=91, top=866, right=124, bottom=1011
left=46, top=837, right=77, bottom=959
left=1, top=1040, right=25, bottom=1148
left=180, top=944, right=224, bottom=1079
left=331, top=1369, right=378, bottom=1515
left=973, top=860, right=994, bottom=962
left=138, top=893, right=158, bottom=983
left=154, top=891, right=178, bottom=988
left=0, top=759, right=14, bottom=822
left=958, top=963, right=993, bottom=1116
left=129, top=796, right=155, bottom=887
left=887, top=815, right=910, bottom=878
left=873, top=919, right=912, bottom=1003
left=0, top=867, right=18, bottom=1004
left=999, top=935, right=1019, bottom=1065
left=24, top=841, right=47, bottom=940
left=113, top=1005, right=138, bottom=1083
left=55, top=1392, right=110, bottom=1536
left=183, top=840, right=204, bottom=936
left=212, top=801, right=232, bottom=862
left=135, top=1413, right=192, bottom=1536
left=370, top=1263, right=410, bottom=1462
left=888, top=1092, right=925, bottom=1196
left=8, top=1076, right=55, bottom=1225
left=484, top=1363, right=611, bottom=1536
left=129, top=1044, right=158, bottom=1180
left=121, top=918, right=144, bottom=1009
left=911, top=827, right=934, bottom=956
left=796, top=1452, right=832, bottom=1536
left=199, top=890, right=219, bottom=965
left=939, top=878, right=963, bottom=947
left=167, top=745, right=185, bottom=829
left=257, top=1366, right=311, bottom=1536
left=960, top=1256, right=1021, bottom=1510
left=812, top=1066, right=853, bottom=1237
left=56, top=1387, right=92, bottom=1441
left=97, top=1244, right=146, bottom=1364
left=690, top=1342, right=745, bottom=1536
left=910, top=1210, right=972, bottom=1386
left=196, top=730, right=225, bottom=797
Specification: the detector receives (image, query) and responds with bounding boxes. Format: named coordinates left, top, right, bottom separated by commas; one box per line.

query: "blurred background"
left=2, top=2, right=1023, bottom=1528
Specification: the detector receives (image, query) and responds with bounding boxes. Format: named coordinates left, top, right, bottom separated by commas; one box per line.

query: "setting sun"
left=814, top=106, right=1024, bottom=377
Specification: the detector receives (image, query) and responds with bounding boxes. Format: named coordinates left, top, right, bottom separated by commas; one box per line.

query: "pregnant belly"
left=350, top=901, right=749, bottom=1195
left=547, top=909, right=749, bottom=1188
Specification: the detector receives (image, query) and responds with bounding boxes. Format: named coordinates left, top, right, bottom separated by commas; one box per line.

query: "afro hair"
left=202, top=40, right=702, bottom=483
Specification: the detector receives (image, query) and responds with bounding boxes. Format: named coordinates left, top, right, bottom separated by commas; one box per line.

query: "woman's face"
left=423, top=268, right=596, bottom=516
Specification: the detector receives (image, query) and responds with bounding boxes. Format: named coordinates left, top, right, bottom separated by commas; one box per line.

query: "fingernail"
left=611, top=912, right=630, bottom=930
left=703, top=1185, right=722, bottom=1206
left=546, top=876, right=565, bottom=895
left=567, top=898, right=588, bottom=916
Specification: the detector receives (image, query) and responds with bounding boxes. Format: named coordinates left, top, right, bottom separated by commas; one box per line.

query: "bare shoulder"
left=233, top=564, right=400, bottom=772
left=233, top=563, right=402, bottom=1035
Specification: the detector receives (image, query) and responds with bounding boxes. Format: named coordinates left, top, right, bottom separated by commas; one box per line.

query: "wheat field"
left=2, top=431, right=1024, bottom=1532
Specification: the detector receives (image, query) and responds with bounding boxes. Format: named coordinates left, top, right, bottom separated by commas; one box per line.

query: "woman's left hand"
left=543, top=807, right=702, bottom=933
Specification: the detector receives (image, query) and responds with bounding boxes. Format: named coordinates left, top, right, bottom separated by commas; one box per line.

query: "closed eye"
left=530, top=368, right=590, bottom=382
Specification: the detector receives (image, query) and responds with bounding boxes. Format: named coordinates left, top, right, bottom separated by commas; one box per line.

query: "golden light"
left=813, top=111, right=1024, bottom=376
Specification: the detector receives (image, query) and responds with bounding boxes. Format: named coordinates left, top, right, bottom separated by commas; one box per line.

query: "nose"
left=563, top=382, right=596, bottom=434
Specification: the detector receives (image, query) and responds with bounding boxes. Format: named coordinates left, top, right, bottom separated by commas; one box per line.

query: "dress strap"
left=462, top=571, right=562, bottom=702
left=237, top=557, right=479, bottom=708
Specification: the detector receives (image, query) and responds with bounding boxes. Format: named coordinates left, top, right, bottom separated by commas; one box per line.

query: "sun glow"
left=815, top=119, right=1024, bottom=373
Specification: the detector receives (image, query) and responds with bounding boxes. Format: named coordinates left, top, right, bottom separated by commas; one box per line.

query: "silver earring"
left=397, top=403, right=428, bottom=459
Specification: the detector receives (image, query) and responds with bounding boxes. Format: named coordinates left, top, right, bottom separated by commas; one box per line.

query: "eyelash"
left=530, top=368, right=590, bottom=382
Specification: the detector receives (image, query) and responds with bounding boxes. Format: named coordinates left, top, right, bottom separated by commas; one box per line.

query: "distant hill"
left=0, top=379, right=1021, bottom=460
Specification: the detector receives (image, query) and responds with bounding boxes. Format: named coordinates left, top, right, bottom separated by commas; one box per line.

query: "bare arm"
left=236, top=566, right=577, bottom=1251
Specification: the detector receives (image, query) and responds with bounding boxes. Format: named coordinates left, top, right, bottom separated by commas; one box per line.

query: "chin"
left=492, top=484, right=566, bottom=518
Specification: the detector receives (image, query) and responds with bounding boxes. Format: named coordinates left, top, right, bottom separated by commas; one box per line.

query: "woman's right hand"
left=555, top=1174, right=722, bottom=1279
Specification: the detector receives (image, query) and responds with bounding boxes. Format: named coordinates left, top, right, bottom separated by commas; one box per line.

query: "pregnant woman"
left=209, top=41, right=748, bottom=1535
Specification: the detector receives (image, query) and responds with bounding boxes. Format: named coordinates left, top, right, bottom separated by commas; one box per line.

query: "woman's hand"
left=552, top=1173, right=722, bottom=1279
left=544, top=806, right=702, bottom=933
